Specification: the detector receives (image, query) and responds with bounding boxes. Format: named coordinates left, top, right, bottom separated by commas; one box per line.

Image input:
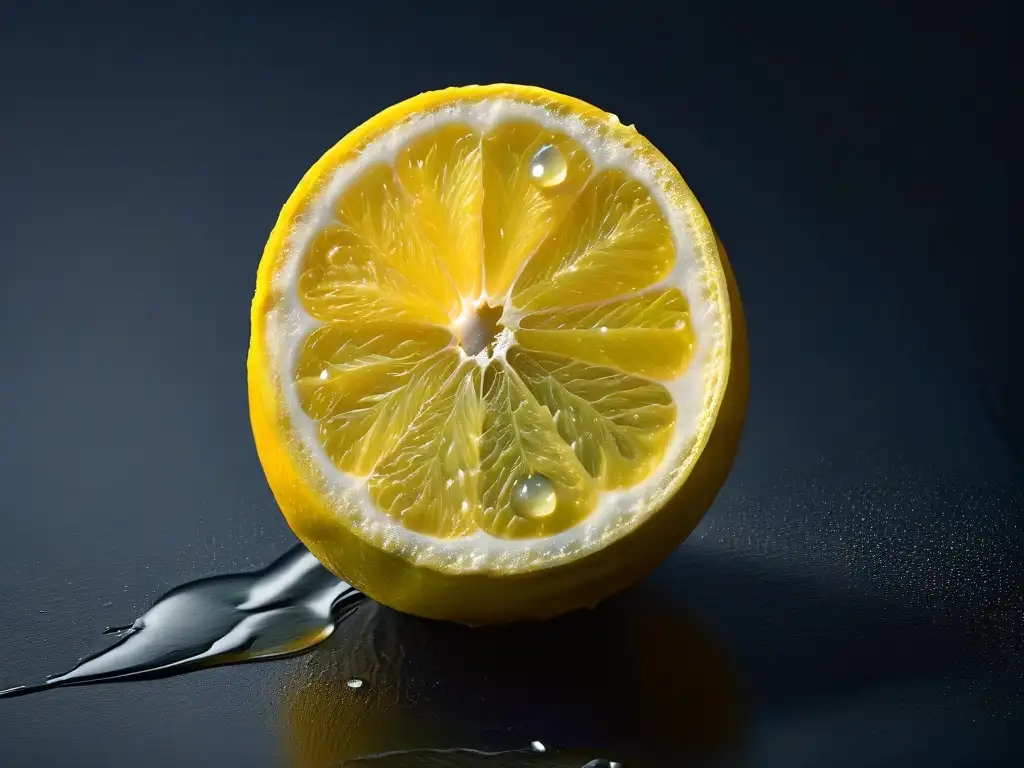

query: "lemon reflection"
left=282, top=583, right=743, bottom=766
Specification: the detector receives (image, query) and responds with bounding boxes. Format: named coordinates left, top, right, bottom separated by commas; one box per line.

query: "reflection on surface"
left=282, top=582, right=742, bottom=767
left=0, top=543, right=743, bottom=765
left=0, top=545, right=361, bottom=698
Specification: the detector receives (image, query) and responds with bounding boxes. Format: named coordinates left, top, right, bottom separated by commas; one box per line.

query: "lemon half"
left=249, top=84, right=748, bottom=624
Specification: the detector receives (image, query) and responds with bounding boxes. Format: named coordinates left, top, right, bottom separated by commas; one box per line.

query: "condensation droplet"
left=511, top=473, right=557, bottom=519
left=528, top=144, right=568, bottom=188
left=346, top=678, right=364, bottom=689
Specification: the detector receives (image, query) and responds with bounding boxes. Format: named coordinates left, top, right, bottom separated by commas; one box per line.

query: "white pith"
left=262, top=97, right=728, bottom=573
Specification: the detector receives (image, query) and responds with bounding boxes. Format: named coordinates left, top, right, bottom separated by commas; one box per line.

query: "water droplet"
left=346, top=678, right=364, bottom=689
left=528, top=144, right=567, bottom=188
left=530, top=740, right=546, bottom=752
left=511, top=473, right=557, bottom=519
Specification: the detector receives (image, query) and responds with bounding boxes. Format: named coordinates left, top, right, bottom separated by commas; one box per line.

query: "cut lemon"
left=248, top=84, right=748, bottom=625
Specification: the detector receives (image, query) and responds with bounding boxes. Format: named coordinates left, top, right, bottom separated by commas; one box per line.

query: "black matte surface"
left=0, top=3, right=1018, bottom=767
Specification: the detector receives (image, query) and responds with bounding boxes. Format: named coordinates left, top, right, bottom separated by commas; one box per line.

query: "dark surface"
left=0, top=3, right=1018, bottom=767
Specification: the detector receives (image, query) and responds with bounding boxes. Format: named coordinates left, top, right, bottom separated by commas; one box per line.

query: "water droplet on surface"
left=528, top=144, right=568, bottom=188
left=530, top=740, right=546, bottom=752
left=345, top=677, right=364, bottom=689
left=512, top=473, right=557, bottom=519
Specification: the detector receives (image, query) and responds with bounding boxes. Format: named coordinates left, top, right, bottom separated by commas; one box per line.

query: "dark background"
left=0, top=2, right=1018, bottom=767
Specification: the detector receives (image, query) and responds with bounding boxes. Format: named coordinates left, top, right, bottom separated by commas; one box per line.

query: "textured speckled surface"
left=0, top=3, right=1016, bottom=767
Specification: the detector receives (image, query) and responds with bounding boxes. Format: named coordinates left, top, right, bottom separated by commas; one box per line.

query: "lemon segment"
left=478, top=361, right=597, bottom=538
left=298, top=163, right=461, bottom=326
left=395, top=124, right=484, bottom=300
left=296, top=327, right=459, bottom=475
left=507, top=347, right=676, bottom=489
left=369, top=362, right=484, bottom=537
left=510, top=168, right=675, bottom=312
left=516, top=288, right=695, bottom=380
left=481, top=122, right=592, bottom=299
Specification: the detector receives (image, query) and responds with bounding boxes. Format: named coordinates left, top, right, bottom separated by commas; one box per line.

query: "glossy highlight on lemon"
left=248, top=84, right=749, bottom=624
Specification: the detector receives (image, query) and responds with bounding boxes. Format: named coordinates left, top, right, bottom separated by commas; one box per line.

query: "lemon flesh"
left=249, top=84, right=747, bottom=624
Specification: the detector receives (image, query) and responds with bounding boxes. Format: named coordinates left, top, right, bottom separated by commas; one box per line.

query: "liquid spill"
left=338, top=744, right=623, bottom=767
left=345, top=740, right=554, bottom=764
left=0, top=545, right=629, bottom=766
left=0, top=545, right=361, bottom=699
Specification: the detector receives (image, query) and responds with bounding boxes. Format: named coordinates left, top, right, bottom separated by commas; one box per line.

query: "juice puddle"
left=0, top=545, right=624, bottom=767
left=0, top=545, right=360, bottom=698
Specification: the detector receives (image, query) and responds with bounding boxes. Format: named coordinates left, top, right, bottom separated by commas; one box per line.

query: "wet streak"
left=0, top=545, right=360, bottom=698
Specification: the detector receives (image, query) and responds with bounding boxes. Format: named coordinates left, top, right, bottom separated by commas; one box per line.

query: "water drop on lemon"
left=511, top=473, right=557, bottom=519
left=528, top=144, right=568, bottom=188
